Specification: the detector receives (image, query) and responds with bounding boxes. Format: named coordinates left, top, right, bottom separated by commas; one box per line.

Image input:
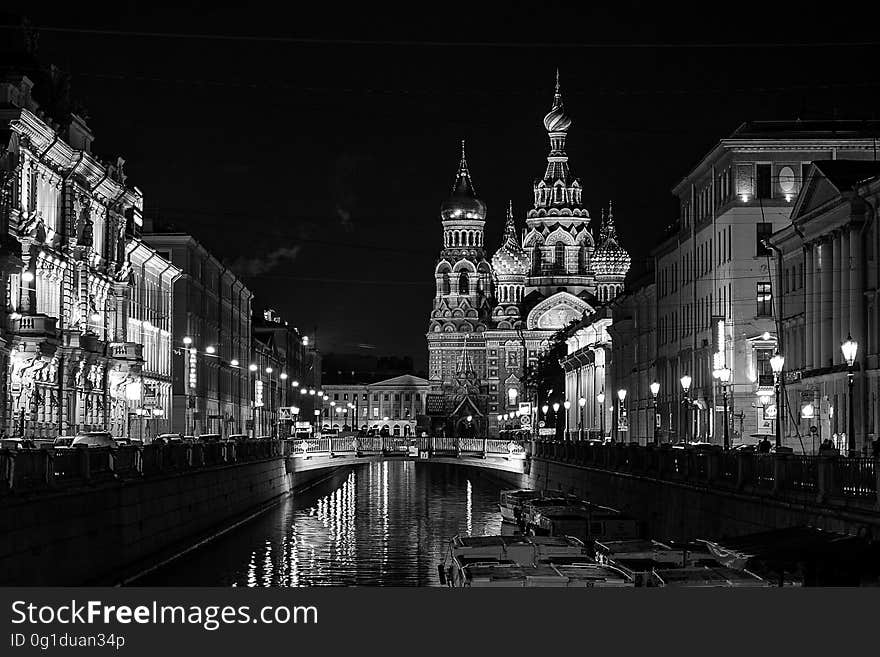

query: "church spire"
left=503, top=200, right=517, bottom=243
left=452, top=139, right=476, bottom=197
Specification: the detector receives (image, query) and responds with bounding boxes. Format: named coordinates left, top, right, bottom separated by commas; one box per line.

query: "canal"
left=137, top=461, right=504, bottom=586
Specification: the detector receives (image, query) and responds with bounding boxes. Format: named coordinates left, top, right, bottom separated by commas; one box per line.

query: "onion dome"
left=542, top=69, right=572, bottom=134
left=593, top=202, right=631, bottom=278
left=491, top=201, right=530, bottom=276
left=440, top=140, right=487, bottom=222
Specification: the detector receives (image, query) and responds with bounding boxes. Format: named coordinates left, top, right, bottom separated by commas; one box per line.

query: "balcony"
left=10, top=314, right=58, bottom=340
left=109, top=342, right=144, bottom=362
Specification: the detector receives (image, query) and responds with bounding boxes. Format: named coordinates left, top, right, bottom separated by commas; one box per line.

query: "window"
left=554, top=243, right=565, bottom=273
left=343, top=394, right=348, bottom=400
left=373, top=408, right=379, bottom=418
left=384, top=394, right=389, bottom=401
left=372, top=393, right=379, bottom=401
left=458, top=272, right=469, bottom=295
left=756, top=223, right=773, bottom=257
left=334, top=393, right=339, bottom=400
left=756, top=164, right=772, bottom=199
left=757, top=282, right=772, bottom=317
left=756, top=348, right=774, bottom=376
left=506, top=351, right=519, bottom=368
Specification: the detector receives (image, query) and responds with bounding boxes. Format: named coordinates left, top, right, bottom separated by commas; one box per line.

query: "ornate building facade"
left=426, top=74, right=630, bottom=436
left=1, top=72, right=168, bottom=438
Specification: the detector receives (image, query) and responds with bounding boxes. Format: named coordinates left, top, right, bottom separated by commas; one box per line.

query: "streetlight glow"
left=680, top=375, right=692, bottom=392
left=552, top=402, right=560, bottom=412
left=617, top=389, right=627, bottom=402
left=205, top=345, right=216, bottom=354
left=230, top=359, right=239, bottom=367
left=770, top=352, right=785, bottom=374
left=596, top=392, right=605, bottom=404
left=841, top=334, right=858, bottom=366
left=280, top=372, right=288, bottom=380
left=650, top=382, right=660, bottom=397
left=248, top=364, right=257, bottom=372
left=578, top=397, right=586, bottom=407
left=183, top=336, right=192, bottom=346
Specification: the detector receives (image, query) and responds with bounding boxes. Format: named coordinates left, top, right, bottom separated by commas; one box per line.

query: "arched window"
left=441, top=273, right=450, bottom=295
left=458, top=272, right=469, bottom=295
left=555, top=243, right=565, bottom=273
left=532, top=248, right=540, bottom=276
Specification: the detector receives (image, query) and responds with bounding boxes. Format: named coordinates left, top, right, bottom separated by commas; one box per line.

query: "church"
left=426, top=73, right=631, bottom=437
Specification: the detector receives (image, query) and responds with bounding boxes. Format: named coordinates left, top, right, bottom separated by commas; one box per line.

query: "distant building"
left=654, top=120, right=880, bottom=445
left=252, top=308, right=309, bottom=437
left=769, top=160, right=880, bottom=453
left=141, top=232, right=252, bottom=437
left=321, top=375, right=430, bottom=436
left=426, top=73, right=630, bottom=437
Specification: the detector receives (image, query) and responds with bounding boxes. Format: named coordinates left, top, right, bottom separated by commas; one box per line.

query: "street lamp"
left=508, top=387, right=518, bottom=407
left=680, top=375, right=692, bottom=443
left=597, top=391, right=606, bottom=440
left=563, top=400, right=571, bottom=440
left=182, top=336, right=192, bottom=346
left=578, top=397, right=586, bottom=440
left=650, top=381, right=660, bottom=445
left=616, top=389, right=627, bottom=443
left=770, top=352, right=785, bottom=448
left=717, top=367, right=731, bottom=450
left=841, top=334, right=859, bottom=457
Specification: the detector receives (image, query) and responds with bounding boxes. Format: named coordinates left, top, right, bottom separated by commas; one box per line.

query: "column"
left=813, top=243, right=823, bottom=369
left=804, top=245, right=814, bottom=370
left=832, top=232, right=842, bottom=362
left=19, top=247, right=36, bottom=313
left=848, top=224, right=863, bottom=345
left=819, top=239, right=833, bottom=367
left=839, top=229, right=850, bottom=362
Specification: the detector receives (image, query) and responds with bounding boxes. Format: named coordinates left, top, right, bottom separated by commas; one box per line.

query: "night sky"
left=4, top=3, right=879, bottom=371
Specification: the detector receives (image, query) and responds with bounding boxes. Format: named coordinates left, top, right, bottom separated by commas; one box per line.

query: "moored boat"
left=498, top=489, right=543, bottom=523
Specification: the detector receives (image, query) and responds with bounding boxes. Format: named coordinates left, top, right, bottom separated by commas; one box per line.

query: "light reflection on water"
left=138, top=461, right=503, bottom=587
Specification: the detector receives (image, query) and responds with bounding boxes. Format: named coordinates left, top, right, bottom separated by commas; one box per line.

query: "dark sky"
left=5, top=3, right=880, bottom=371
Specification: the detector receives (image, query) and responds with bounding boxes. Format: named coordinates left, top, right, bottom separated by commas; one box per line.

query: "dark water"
left=137, top=461, right=504, bottom=586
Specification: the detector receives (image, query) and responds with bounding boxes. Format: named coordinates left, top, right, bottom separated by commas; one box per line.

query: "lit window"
left=756, top=282, right=772, bottom=317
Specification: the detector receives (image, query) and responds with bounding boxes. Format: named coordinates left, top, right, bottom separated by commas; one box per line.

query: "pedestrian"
left=758, top=437, right=771, bottom=453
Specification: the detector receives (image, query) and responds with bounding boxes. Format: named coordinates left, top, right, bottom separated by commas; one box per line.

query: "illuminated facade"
left=427, top=73, right=630, bottom=436
left=321, top=375, right=430, bottom=436
left=0, top=72, right=174, bottom=438
left=655, top=121, right=880, bottom=445
left=141, top=232, right=253, bottom=437
left=770, top=161, right=880, bottom=453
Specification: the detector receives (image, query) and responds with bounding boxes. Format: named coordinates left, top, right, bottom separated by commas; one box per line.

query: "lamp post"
left=770, top=352, right=785, bottom=449
left=578, top=397, right=586, bottom=441
left=597, top=391, right=606, bottom=440
left=841, top=334, right=859, bottom=457
left=717, top=368, right=731, bottom=450
left=616, top=389, right=627, bottom=444
left=563, top=400, right=571, bottom=440
left=680, top=375, right=692, bottom=444
left=649, top=382, right=660, bottom=445
left=248, top=363, right=258, bottom=438
left=552, top=402, right=560, bottom=438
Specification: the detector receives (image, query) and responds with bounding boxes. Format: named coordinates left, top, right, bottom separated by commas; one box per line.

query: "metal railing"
left=0, top=439, right=284, bottom=495
left=287, top=436, right=528, bottom=459
left=532, top=440, right=880, bottom=507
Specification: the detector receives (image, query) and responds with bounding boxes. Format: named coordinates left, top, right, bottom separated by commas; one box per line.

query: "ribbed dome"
left=440, top=141, right=487, bottom=222
left=543, top=69, right=572, bottom=133
left=593, top=238, right=631, bottom=277
left=593, top=203, right=631, bottom=278
left=491, top=201, right=529, bottom=276
left=543, top=105, right=572, bottom=133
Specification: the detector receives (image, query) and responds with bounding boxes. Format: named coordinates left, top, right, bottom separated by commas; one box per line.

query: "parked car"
left=227, top=434, right=249, bottom=440
left=53, top=436, right=75, bottom=448
left=0, top=438, right=37, bottom=450
left=255, top=435, right=275, bottom=441
left=197, top=433, right=221, bottom=442
left=71, top=432, right=118, bottom=449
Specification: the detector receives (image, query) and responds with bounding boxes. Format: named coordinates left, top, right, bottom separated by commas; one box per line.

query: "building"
left=426, top=72, right=630, bottom=437
left=124, top=239, right=180, bottom=440
left=251, top=308, right=310, bottom=437
left=653, top=120, right=880, bottom=446
left=321, top=374, right=430, bottom=436
left=1, top=69, right=171, bottom=438
left=769, top=160, right=880, bottom=453
left=141, top=231, right=252, bottom=437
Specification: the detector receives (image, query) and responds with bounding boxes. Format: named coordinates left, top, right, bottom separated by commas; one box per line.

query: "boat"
left=650, top=565, right=770, bottom=587
left=498, top=489, right=543, bottom=523
left=456, top=562, right=635, bottom=588
left=526, top=502, right=641, bottom=545
left=440, top=534, right=588, bottom=586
